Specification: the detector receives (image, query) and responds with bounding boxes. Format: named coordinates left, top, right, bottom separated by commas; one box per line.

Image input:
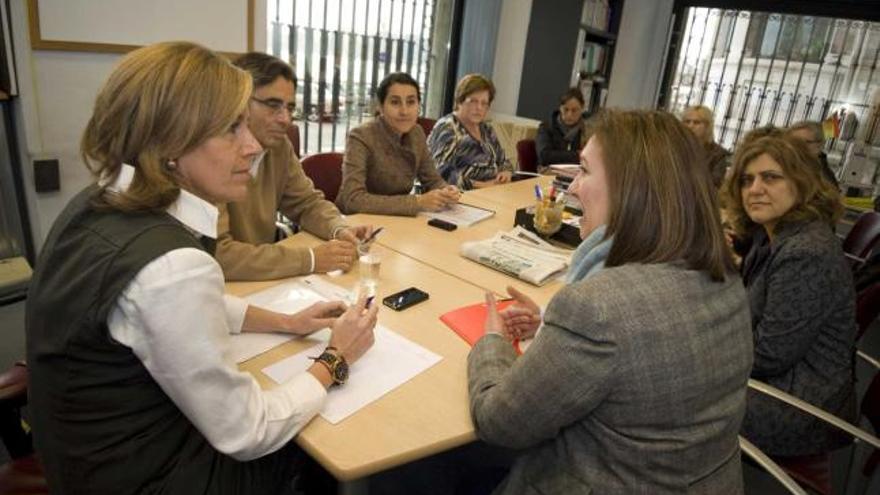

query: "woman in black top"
left=724, top=134, right=857, bottom=459
left=535, top=88, right=590, bottom=170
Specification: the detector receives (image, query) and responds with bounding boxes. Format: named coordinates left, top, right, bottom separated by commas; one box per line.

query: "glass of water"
left=357, top=249, right=381, bottom=300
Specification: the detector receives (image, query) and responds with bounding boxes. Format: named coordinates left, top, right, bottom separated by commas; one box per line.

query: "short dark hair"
left=559, top=87, right=584, bottom=107
left=375, top=72, right=420, bottom=105
left=233, top=52, right=297, bottom=89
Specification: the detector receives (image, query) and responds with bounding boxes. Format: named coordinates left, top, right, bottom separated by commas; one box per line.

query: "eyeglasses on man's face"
left=251, top=96, right=297, bottom=120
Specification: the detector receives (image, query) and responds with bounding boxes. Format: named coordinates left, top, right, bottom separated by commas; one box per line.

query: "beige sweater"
left=336, top=118, right=448, bottom=216
left=216, top=137, right=348, bottom=281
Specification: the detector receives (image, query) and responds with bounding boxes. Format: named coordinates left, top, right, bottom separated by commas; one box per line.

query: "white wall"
left=491, top=0, right=532, bottom=115
left=606, top=0, right=675, bottom=109
left=8, top=1, right=267, bottom=251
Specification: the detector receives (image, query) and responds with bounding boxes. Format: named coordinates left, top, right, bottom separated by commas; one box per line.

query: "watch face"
left=334, top=360, right=349, bottom=384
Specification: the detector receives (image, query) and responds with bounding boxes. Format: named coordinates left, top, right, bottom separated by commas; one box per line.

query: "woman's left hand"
left=495, top=171, right=512, bottom=184
left=283, top=301, right=348, bottom=335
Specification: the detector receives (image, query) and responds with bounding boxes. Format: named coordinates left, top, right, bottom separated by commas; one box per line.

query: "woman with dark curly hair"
left=723, top=135, right=856, bottom=469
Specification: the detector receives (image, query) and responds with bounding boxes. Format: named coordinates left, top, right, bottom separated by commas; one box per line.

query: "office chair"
left=417, top=117, right=436, bottom=138
left=515, top=139, right=538, bottom=174
left=0, top=362, right=48, bottom=495
left=747, top=374, right=880, bottom=495
left=739, top=436, right=809, bottom=495
left=843, top=211, right=880, bottom=267
left=286, top=123, right=302, bottom=159
left=301, top=152, right=344, bottom=203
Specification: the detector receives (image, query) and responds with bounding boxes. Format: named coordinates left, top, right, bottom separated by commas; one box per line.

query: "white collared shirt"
left=106, top=164, right=326, bottom=461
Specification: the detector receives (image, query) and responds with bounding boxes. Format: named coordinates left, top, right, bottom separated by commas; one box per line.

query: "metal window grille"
left=268, top=0, right=438, bottom=155
left=662, top=8, right=880, bottom=154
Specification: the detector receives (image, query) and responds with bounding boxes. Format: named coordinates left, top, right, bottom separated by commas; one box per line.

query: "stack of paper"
left=228, top=276, right=345, bottom=364
left=262, top=326, right=442, bottom=424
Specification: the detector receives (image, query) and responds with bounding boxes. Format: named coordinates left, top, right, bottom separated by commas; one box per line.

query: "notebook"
left=422, top=202, right=495, bottom=227
left=440, top=299, right=530, bottom=353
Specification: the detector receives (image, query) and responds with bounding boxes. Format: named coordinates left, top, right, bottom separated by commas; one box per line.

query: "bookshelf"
left=573, top=0, right=625, bottom=113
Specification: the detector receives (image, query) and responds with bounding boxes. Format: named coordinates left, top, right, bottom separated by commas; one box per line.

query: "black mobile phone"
left=382, top=287, right=429, bottom=311
left=427, top=218, right=458, bottom=231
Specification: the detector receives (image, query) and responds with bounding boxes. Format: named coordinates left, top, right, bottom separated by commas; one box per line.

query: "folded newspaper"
left=460, top=226, right=572, bottom=286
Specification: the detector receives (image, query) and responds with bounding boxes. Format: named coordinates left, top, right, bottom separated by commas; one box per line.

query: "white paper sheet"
left=262, top=325, right=443, bottom=424
left=422, top=203, right=495, bottom=227
left=229, top=276, right=352, bottom=364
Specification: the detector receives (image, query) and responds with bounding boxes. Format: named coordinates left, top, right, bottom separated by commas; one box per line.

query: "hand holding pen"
left=357, top=227, right=384, bottom=255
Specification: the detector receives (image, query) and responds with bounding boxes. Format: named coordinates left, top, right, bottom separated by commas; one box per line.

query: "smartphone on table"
left=382, top=287, right=429, bottom=311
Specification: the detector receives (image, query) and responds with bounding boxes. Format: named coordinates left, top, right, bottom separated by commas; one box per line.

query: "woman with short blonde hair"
left=27, top=41, right=378, bottom=493
left=428, top=73, right=513, bottom=190
left=682, top=104, right=730, bottom=187
left=82, top=41, right=252, bottom=212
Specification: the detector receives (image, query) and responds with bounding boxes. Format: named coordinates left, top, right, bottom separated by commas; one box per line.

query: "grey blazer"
left=740, top=220, right=857, bottom=456
left=468, top=262, right=753, bottom=494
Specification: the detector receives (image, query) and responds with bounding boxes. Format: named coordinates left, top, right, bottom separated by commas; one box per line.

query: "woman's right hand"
left=499, top=286, right=541, bottom=340
left=417, top=189, right=451, bottom=211
left=327, top=295, right=378, bottom=364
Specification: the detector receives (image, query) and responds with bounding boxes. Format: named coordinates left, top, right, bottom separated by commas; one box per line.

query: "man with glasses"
left=216, top=52, right=371, bottom=281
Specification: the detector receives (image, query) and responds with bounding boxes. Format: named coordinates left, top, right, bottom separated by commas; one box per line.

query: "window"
left=267, top=0, right=451, bottom=154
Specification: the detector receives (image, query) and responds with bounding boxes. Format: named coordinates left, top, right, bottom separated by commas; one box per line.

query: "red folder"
left=440, top=300, right=521, bottom=351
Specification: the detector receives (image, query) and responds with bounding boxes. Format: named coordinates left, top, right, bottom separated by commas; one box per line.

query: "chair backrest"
left=861, top=372, right=880, bottom=477
left=286, top=123, right=302, bottom=158
left=417, top=117, right=436, bottom=138
left=739, top=436, right=809, bottom=494
left=843, top=211, right=880, bottom=260
left=301, top=152, right=343, bottom=203
left=516, top=139, right=538, bottom=173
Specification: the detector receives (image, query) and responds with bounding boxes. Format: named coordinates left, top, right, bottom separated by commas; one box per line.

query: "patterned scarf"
left=566, top=225, right=613, bottom=283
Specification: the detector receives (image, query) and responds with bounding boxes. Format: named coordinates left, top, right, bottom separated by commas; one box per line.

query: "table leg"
left=337, top=478, right=368, bottom=495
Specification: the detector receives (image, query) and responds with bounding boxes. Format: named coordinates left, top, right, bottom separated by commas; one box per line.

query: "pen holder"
left=533, top=198, right=565, bottom=236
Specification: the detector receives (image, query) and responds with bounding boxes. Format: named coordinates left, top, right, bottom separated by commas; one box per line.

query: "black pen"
left=362, top=227, right=384, bottom=245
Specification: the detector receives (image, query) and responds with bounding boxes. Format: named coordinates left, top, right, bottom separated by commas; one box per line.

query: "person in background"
left=26, top=42, right=378, bottom=494
left=535, top=87, right=590, bottom=169
left=787, top=120, right=839, bottom=187
left=682, top=105, right=731, bottom=188
left=427, top=74, right=513, bottom=190
left=468, top=110, right=753, bottom=494
left=336, top=72, right=459, bottom=215
left=215, top=52, right=372, bottom=281
left=723, top=135, right=856, bottom=478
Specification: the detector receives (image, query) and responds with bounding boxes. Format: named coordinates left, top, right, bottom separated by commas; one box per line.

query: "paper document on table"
left=422, top=202, right=495, bottom=227
left=262, top=325, right=442, bottom=424
left=229, top=276, right=352, bottom=364
left=460, top=226, right=571, bottom=286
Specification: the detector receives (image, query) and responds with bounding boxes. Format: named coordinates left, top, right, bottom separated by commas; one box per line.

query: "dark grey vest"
left=26, top=186, right=295, bottom=494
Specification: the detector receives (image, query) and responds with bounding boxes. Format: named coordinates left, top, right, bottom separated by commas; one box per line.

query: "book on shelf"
left=459, top=226, right=572, bottom=286
left=580, top=43, right=607, bottom=75
left=548, top=164, right=579, bottom=180
left=581, top=0, right=611, bottom=32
